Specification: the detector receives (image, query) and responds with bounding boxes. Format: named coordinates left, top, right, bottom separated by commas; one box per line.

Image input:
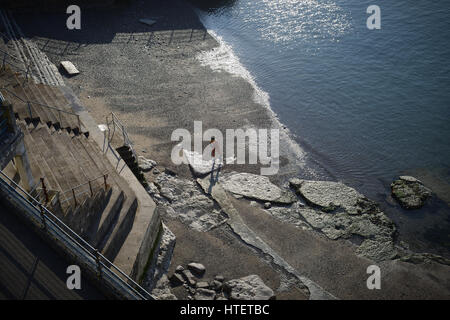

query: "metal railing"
left=0, top=47, right=82, bottom=131
left=0, top=46, right=32, bottom=80
left=106, top=112, right=137, bottom=161
left=58, top=173, right=109, bottom=207
left=0, top=85, right=82, bottom=129
left=0, top=169, right=155, bottom=300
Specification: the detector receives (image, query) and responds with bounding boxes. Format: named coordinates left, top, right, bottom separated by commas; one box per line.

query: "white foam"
left=195, top=19, right=313, bottom=174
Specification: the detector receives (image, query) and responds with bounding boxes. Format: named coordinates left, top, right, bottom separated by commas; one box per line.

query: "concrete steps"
left=16, top=119, right=140, bottom=255
left=0, top=66, right=84, bottom=134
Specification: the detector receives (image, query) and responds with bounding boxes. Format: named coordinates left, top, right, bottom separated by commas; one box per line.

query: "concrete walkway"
left=0, top=200, right=106, bottom=300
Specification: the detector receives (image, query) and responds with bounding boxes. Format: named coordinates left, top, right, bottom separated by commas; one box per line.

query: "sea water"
left=191, top=0, right=450, bottom=256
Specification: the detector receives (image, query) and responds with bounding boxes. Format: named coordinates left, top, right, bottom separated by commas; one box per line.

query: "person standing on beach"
left=208, top=136, right=222, bottom=165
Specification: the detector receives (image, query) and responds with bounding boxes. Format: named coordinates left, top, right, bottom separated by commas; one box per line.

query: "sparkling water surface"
left=192, top=0, right=450, bottom=255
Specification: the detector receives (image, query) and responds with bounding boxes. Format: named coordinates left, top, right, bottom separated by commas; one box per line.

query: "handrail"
left=0, top=47, right=30, bottom=74
left=0, top=86, right=78, bottom=116
left=0, top=169, right=155, bottom=300
left=106, top=112, right=137, bottom=161
left=0, top=45, right=82, bottom=130
left=58, top=172, right=109, bottom=206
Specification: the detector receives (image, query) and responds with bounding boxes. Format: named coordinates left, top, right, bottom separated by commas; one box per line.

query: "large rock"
left=223, top=275, right=275, bottom=300
left=391, top=176, right=432, bottom=209
left=356, top=238, right=398, bottom=261
left=290, top=179, right=372, bottom=214
left=399, top=253, right=450, bottom=266
left=289, top=178, right=398, bottom=261
left=154, top=173, right=228, bottom=232
left=194, top=288, right=216, bottom=300
left=182, top=270, right=197, bottom=287
left=220, top=172, right=295, bottom=204
left=169, top=273, right=185, bottom=286
left=187, top=262, right=206, bottom=276
left=138, top=156, right=157, bottom=172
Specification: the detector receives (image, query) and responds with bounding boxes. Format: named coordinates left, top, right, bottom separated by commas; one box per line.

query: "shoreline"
left=14, top=0, right=449, bottom=258
left=15, top=0, right=326, bottom=185
left=9, top=0, right=450, bottom=299
left=192, top=6, right=450, bottom=259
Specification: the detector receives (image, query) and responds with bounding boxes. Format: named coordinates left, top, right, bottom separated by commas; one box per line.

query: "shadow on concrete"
left=0, top=198, right=106, bottom=299
left=8, top=0, right=210, bottom=56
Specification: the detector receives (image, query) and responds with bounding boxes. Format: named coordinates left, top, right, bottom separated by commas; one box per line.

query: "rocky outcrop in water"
left=399, top=253, right=450, bottom=266
left=391, top=176, right=432, bottom=209
left=289, top=178, right=398, bottom=261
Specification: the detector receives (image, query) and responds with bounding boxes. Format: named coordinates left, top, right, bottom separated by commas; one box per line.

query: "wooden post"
left=27, top=101, right=33, bottom=119
left=40, top=177, right=49, bottom=203
left=103, top=174, right=108, bottom=190
left=77, top=115, right=81, bottom=133
left=39, top=204, right=46, bottom=230
left=94, top=249, right=102, bottom=278
left=72, top=188, right=77, bottom=207
left=88, top=180, right=93, bottom=197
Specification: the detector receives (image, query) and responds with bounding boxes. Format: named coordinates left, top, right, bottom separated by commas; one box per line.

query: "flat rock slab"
left=224, top=275, right=275, bottom=300
left=219, top=172, right=295, bottom=204
left=60, top=61, right=79, bottom=75
left=139, top=18, right=156, bottom=26
left=290, top=179, right=364, bottom=214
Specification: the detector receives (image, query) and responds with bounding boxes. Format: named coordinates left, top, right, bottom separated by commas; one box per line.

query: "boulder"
left=211, top=280, right=223, bottom=291
left=223, top=275, right=275, bottom=300
left=214, top=275, right=224, bottom=282
left=169, top=273, right=185, bottom=287
left=194, top=288, right=216, bottom=300
left=391, top=176, right=432, bottom=209
left=181, top=270, right=197, bottom=287
left=145, top=182, right=159, bottom=195
left=188, top=262, right=206, bottom=276
left=175, top=265, right=184, bottom=273
left=196, top=281, right=210, bottom=289
left=138, top=156, right=157, bottom=172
